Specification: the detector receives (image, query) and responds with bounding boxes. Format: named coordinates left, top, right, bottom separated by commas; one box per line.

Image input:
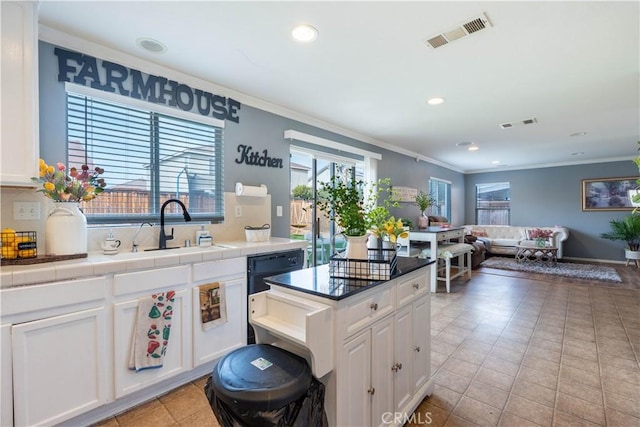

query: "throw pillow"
left=464, top=235, right=478, bottom=243
left=471, top=230, right=488, bottom=237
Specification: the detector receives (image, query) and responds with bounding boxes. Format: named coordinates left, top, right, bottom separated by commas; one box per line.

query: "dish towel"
left=199, top=282, right=227, bottom=331
left=129, top=291, right=175, bottom=372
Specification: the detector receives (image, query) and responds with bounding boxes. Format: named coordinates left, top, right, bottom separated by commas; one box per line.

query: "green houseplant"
left=317, top=171, right=398, bottom=258
left=600, top=214, right=640, bottom=266
left=414, top=190, right=435, bottom=228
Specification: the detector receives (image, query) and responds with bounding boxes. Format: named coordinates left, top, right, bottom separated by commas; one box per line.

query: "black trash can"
left=205, top=344, right=328, bottom=427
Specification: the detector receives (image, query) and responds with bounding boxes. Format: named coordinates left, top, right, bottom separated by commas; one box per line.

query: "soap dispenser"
left=102, top=229, right=121, bottom=255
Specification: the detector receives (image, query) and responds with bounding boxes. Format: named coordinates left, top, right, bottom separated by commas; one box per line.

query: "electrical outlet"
left=14, top=202, right=40, bottom=220
left=235, top=206, right=242, bottom=217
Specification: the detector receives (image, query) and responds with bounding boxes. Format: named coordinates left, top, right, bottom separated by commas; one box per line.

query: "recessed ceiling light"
left=136, top=38, right=167, bottom=53
left=427, top=97, right=445, bottom=105
left=492, top=160, right=500, bottom=164
left=468, top=146, right=479, bottom=151
left=571, top=152, right=585, bottom=156
left=292, top=24, right=318, bottom=42
left=570, top=132, right=587, bottom=137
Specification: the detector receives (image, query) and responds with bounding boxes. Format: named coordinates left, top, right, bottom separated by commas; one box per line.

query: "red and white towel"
left=129, top=291, right=175, bottom=372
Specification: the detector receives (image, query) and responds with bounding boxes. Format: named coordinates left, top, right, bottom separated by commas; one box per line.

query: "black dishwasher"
left=247, top=249, right=304, bottom=343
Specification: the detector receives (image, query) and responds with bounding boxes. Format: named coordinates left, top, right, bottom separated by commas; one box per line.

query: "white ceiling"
left=38, top=1, right=640, bottom=173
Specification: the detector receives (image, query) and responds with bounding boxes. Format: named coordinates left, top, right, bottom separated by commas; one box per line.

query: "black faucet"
left=159, top=199, right=192, bottom=249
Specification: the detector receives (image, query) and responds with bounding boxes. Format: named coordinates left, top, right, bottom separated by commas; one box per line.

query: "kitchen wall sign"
left=54, top=47, right=241, bottom=123
left=235, top=144, right=283, bottom=168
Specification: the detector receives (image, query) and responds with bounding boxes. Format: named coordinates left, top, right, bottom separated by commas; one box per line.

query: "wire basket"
left=1, top=231, right=37, bottom=260
left=329, top=248, right=397, bottom=280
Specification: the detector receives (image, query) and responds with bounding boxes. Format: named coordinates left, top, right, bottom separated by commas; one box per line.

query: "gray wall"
left=39, top=41, right=638, bottom=262
left=465, top=161, right=638, bottom=261
left=38, top=41, right=461, bottom=239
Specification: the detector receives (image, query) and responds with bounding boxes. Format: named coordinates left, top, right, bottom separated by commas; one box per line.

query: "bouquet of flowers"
left=32, top=159, right=106, bottom=202
left=529, top=228, right=553, bottom=247
left=371, top=216, right=409, bottom=243
left=528, top=228, right=553, bottom=239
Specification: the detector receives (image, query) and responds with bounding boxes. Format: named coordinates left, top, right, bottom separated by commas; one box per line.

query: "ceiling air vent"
left=424, top=13, right=492, bottom=49
left=499, top=118, right=538, bottom=129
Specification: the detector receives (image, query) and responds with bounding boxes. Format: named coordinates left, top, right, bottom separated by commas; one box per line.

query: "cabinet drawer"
left=396, top=269, right=428, bottom=307
left=437, top=229, right=464, bottom=241
left=344, top=283, right=393, bottom=337
left=1, top=276, right=106, bottom=317
left=113, top=266, right=188, bottom=296
left=192, top=257, right=246, bottom=282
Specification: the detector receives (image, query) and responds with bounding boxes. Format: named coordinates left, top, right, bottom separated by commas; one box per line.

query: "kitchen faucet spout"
left=159, top=199, right=192, bottom=249
left=132, top=222, right=153, bottom=252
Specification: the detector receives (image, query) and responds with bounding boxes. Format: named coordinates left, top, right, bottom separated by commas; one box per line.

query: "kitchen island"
left=252, top=257, right=435, bottom=427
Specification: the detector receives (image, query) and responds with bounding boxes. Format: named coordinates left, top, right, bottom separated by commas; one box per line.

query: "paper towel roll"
left=235, top=182, right=268, bottom=197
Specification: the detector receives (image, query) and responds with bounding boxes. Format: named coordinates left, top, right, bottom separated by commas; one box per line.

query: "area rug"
left=481, top=257, right=622, bottom=283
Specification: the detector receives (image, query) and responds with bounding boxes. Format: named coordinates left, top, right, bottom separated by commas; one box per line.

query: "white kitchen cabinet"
left=0, top=324, right=12, bottom=427
left=191, top=258, right=246, bottom=366
left=0, top=1, right=39, bottom=186
left=0, top=276, right=108, bottom=427
left=341, top=316, right=395, bottom=427
left=329, top=267, right=432, bottom=426
left=12, top=307, right=108, bottom=427
left=113, top=266, right=190, bottom=398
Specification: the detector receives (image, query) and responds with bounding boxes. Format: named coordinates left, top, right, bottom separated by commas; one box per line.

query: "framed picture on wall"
left=392, top=186, right=418, bottom=203
left=581, top=177, right=639, bottom=211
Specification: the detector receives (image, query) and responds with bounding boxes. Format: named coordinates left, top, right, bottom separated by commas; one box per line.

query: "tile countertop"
left=0, top=238, right=309, bottom=289
left=265, top=256, right=434, bottom=301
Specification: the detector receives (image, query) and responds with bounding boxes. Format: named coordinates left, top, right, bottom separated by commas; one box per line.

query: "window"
left=429, top=178, right=451, bottom=219
left=476, top=182, right=510, bottom=225
left=66, top=89, right=224, bottom=224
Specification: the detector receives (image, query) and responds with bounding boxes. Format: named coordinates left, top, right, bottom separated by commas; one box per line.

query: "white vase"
left=345, top=234, right=369, bottom=260
left=45, top=202, right=88, bottom=255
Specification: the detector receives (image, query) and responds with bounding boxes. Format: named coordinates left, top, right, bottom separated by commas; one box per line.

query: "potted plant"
left=414, top=190, right=435, bottom=229
left=317, top=171, right=397, bottom=259
left=600, top=213, right=640, bottom=266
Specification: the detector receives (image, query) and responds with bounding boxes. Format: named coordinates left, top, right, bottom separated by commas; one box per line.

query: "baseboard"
left=562, top=256, right=625, bottom=265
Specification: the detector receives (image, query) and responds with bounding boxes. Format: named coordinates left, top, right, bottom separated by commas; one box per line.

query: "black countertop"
left=264, top=257, right=434, bottom=301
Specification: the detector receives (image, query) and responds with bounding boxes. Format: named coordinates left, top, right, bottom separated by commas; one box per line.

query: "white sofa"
left=463, top=225, right=569, bottom=259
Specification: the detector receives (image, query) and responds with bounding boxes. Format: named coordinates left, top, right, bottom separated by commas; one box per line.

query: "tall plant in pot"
left=414, top=190, right=436, bottom=229
left=317, top=171, right=396, bottom=259
left=600, top=213, right=640, bottom=267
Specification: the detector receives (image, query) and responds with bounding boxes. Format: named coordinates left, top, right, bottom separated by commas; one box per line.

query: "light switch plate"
left=13, top=202, right=40, bottom=220
left=276, top=205, right=283, bottom=217
left=235, top=206, right=242, bottom=217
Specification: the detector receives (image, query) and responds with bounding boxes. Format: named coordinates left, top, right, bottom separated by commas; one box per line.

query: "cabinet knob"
left=391, top=362, right=403, bottom=372
left=413, top=283, right=419, bottom=290
left=414, top=346, right=421, bottom=352
left=370, top=303, right=378, bottom=311
left=367, top=387, right=375, bottom=395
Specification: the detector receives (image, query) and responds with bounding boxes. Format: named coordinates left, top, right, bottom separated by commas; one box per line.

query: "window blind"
left=66, top=91, right=224, bottom=224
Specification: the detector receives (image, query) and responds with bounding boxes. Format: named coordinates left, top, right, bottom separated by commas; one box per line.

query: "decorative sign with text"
left=235, top=144, right=283, bottom=168
left=393, top=186, right=418, bottom=202
left=54, top=47, right=241, bottom=123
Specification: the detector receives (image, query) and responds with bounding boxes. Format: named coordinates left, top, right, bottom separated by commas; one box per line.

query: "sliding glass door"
left=290, top=149, right=363, bottom=266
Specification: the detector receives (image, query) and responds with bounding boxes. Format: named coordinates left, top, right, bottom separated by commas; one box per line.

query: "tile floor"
left=94, top=262, right=640, bottom=427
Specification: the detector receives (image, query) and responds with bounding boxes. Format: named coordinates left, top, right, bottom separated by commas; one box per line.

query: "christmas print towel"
left=129, top=291, right=175, bottom=372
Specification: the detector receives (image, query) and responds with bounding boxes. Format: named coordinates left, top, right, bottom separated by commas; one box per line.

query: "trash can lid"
left=211, top=344, right=313, bottom=411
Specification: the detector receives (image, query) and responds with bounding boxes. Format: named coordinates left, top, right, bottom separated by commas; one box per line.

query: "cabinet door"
left=340, top=330, right=371, bottom=426
left=392, top=305, right=413, bottom=414
left=412, top=294, right=431, bottom=393
left=371, top=315, right=395, bottom=427
left=192, top=277, right=246, bottom=366
left=1, top=324, right=12, bottom=427
left=113, top=289, right=189, bottom=398
left=12, top=307, right=108, bottom=427
left=1, top=1, right=38, bottom=186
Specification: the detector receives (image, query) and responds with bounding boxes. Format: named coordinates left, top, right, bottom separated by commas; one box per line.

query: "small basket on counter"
left=1, top=230, right=37, bottom=260
left=244, top=224, right=271, bottom=242
left=329, top=248, right=397, bottom=280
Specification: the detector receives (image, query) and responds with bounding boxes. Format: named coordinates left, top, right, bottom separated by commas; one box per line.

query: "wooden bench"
left=419, top=243, right=473, bottom=293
